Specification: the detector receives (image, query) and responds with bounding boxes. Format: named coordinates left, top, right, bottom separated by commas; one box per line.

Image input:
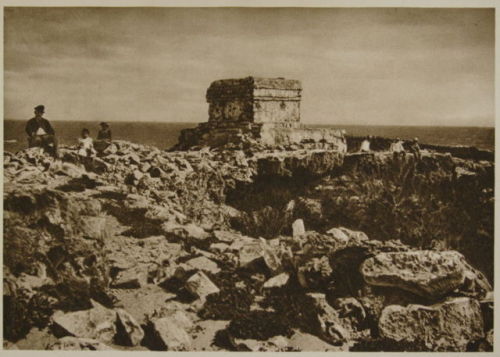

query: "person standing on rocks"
left=25, top=105, right=59, bottom=157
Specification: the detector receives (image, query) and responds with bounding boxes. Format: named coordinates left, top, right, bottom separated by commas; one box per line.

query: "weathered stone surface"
left=185, top=271, right=219, bottom=300
left=173, top=77, right=345, bottom=150
left=297, top=256, right=332, bottom=289
left=305, top=293, right=349, bottom=346
left=339, top=227, right=369, bottom=242
left=116, top=309, right=145, bottom=346
left=360, top=251, right=466, bottom=298
left=163, top=222, right=209, bottom=241
left=51, top=300, right=116, bottom=344
left=238, top=238, right=282, bottom=272
left=184, top=256, right=220, bottom=274
left=209, top=242, right=230, bottom=253
left=3, top=132, right=493, bottom=352
left=47, top=336, right=113, bottom=350
left=263, top=273, right=290, bottom=289
left=112, top=265, right=149, bottom=289
left=79, top=215, right=109, bottom=240
left=150, top=317, right=192, bottom=351
left=213, top=230, right=242, bottom=243
left=378, top=297, right=484, bottom=351
left=325, top=228, right=349, bottom=244
left=239, top=240, right=263, bottom=267
left=292, top=219, right=305, bottom=237
left=288, top=331, right=345, bottom=351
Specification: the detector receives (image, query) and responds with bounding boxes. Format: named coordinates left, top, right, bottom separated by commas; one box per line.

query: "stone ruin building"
left=174, top=76, right=346, bottom=150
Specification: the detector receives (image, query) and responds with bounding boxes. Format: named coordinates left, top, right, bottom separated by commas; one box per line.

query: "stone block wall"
left=206, top=77, right=301, bottom=124
left=172, top=77, right=346, bottom=151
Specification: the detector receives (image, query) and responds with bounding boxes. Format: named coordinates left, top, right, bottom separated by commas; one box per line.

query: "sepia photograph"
left=2, top=3, right=495, bottom=352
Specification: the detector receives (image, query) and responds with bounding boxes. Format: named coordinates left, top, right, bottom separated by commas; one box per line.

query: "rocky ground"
left=3, top=140, right=494, bottom=351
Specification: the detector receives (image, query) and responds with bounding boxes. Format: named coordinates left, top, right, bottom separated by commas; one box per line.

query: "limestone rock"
left=360, top=251, right=466, bottom=299
left=305, top=293, right=349, bottom=346
left=378, top=297, right=484, bottom=351
left=209, top=242, right=230, bottom=253
left=116, top=309, right=145, bottom=346
left=325, top=228, right=349, bottom=244
left=263, top=273, right=290, bottom=289
left=239, top=240, right=264, bottom=267
left=213, top=230, right=242, bottom=243
left=297, top=255, right=332, bottom=289
left=51, top=300, right=117, bottom=344
left=292, top=219, right=305, bottom=237
left=128, top=153, right=141, bottom=165
left=338, top=227, right=369, bottom=242
left=132, top=170, right=144, bottom=180
left=288, top=330, right=345, bottom=351
left=47, top=336, right=113, bottom=350
left=150, top=316, right=192, bottom=351
left=326, top=227, right=369, bottom=244
left=185, top=271, right=219, bottom=300
left=112, top=265, right=149, bottom=289
left=238, top=238, right=282, bottom=272
left=79, top=215, right=109, bottom=240
left=140, top=162, right=152, bottom=173
left=184, top=256, right=220, bottom=274
left=163, top=222, right=209, bottom=241
left=331, top=297, right=368, bottom=339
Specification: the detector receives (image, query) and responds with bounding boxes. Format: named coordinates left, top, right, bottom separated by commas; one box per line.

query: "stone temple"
left=174, top=76, right=346, bottom=150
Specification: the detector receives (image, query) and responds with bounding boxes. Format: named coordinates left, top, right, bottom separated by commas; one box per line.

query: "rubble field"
left=3, top=139, right=494, bottom=351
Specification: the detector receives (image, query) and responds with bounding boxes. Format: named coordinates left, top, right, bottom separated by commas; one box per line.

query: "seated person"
left=77, top=128, right=97, bottom=157
left=95, top=122, right=112, bottom=153
left=390, top=137, right=405, bottom=153
left=359, top=136, right=371, bottom=152
left=409, top=137, right=421, bottom=160
left=25, top=105, right=59, bottom=157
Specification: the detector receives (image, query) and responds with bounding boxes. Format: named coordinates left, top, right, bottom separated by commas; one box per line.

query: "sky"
left=4, top=7, right=495, bottom=126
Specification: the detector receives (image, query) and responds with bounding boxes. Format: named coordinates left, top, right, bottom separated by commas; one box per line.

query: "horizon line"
left=3, top=118, right=495, bottom=129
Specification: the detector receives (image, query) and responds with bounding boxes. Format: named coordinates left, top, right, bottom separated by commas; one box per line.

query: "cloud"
left=4, top=7, right=494, bottom=126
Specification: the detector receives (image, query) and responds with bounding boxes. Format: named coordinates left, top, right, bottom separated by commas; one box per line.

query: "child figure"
left=78, top=128, right=97, bottom=157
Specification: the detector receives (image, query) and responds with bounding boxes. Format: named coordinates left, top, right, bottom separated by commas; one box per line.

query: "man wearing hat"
left=25, top=105, right=59, bottom=157
left=95, top=122, right=112, bottom=153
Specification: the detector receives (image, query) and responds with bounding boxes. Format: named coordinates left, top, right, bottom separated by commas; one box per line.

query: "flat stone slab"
left=184, top=256, right=220, bottom=274
left=360, top=250, right=466, bottom=299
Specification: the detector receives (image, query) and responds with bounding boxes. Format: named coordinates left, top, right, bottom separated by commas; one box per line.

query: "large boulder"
left=360, top=251, right=466, bottom=299
left=378, top=297, right=484, bottom=351
left=51, top=300, right=116, bottom=344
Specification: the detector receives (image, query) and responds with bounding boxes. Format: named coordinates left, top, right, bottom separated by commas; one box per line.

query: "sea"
left=3, top=120, right=495, bottom=154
